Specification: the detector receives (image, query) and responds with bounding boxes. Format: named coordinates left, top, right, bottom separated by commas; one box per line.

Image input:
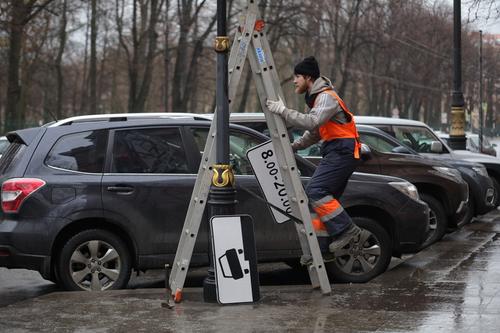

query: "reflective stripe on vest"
left=317, top=89, right=361, bottom=159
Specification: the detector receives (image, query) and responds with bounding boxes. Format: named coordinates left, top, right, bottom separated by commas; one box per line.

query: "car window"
left=290, top=129, right=321, bottom=157
left=359, top=133, right=399, bottom=153
left=0, top=138, right=9, bottom=155
left=45, top=130, right=107, bottom=173
left=467, top=136, right=479, bottom=151
left=0, top=141, right=26, bottom=174
left=392, top=126, right=439, bottom=153
left=190, top=128, right=260, bottom=175
left=111, top=128, right=188, bottom=174
left=233, top=121, right=270, bottom=137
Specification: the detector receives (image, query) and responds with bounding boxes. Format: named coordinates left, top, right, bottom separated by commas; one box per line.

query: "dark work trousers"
left=305, top=139, right=358, bottom=252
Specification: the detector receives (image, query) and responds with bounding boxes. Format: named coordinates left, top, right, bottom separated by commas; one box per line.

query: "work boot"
left=328, top=224, right=362, bottom=253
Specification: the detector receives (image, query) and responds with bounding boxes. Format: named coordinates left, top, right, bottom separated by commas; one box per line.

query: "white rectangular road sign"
left=246, top=140, right=292, bottom=224
left=211, top=215, right=259, bottom=304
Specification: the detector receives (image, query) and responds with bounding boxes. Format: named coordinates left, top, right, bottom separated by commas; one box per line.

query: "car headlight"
left=389, top=181, right=419, bottom=201
left=433, top=166, right=462, bottom=179
left=472, top=166, right=489, bottom=177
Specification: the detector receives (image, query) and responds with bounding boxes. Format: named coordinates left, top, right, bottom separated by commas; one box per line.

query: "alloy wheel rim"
left=69, top=240, right=121, bottom=291
left=334, top=229, right=382, bottom=276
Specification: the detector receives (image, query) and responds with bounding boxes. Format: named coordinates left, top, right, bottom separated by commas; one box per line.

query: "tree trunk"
left=5, top=0, right=55, bottom=131
left=5, top=2, right=27, bottom=132
left=171, top=0, right=193, bottom=112
left=89, top=0, right=98, bottom=114
left=163, top=0, right=170, bottom=112
left=55, top=0, right=68, bottom=120
left=127, top=0, right=138, bottom=113
left=135, top=0, right=161, bottom=113
left=183, top=14, right=216, bottom=112
left=80, top=1, right=91, bottom=114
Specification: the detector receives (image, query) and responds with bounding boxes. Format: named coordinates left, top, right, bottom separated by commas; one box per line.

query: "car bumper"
left=462, top=170, right=496, bottom=215
left=0, top=245, right=51, bottom=278
left=0, top=217, right=56, bottom=280
left=395, top=198, right=430, bottom=254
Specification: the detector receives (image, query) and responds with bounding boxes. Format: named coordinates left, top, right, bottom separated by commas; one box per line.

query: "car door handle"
left=106, top=186, right=134, bottom=193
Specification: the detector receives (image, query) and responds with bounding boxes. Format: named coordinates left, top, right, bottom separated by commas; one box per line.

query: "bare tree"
left=464, top=0, right=500, bottom=21
left=55, top=0, right=68, bottom=119
left=116, top=0, right=164, bottom=113
left=163, top=0, right=171, bottom=112
left=4, top=0, right=55, bottom=132
left=89, top=0, right=97, bottom=113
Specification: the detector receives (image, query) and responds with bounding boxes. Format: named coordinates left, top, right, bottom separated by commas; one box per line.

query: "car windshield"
left=190, top=128, right=261, bottom=175
left=359, top=132, right=401, bottom=153
left=392, top=126, right=440, bottom=153
left=290, top=129, right=321, bottom=157
left=468, top=135, right=492, bottom=149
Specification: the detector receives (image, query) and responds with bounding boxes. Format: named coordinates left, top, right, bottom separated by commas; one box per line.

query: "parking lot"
left=1, top=210, right=499, bottom=332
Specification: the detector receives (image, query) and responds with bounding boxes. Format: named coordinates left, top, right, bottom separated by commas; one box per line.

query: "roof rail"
left=48, top=112, right=214, bottom=127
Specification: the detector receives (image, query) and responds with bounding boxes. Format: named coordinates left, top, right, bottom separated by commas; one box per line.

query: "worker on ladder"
left=266, top=56, right=362, bottom=265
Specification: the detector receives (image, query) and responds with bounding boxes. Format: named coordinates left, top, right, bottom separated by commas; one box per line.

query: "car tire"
left=420, top=193, right=447, bottom=248
left=456, top=197, right=474, bottom=228
left=325, top=217, right=392, bottom=283
left=57, top=229, right=132, bottom=291
left=490, top=176, right=500, bottom=207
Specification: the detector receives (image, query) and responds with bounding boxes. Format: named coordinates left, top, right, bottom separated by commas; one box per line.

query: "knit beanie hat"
left=294, top=56, right=320, bottom=80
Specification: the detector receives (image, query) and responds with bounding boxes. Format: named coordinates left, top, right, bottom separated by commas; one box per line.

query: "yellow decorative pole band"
left=212, top=164, right=235, bottom=187
left=214, top=36, right=230, bottom=53
left=450, top=106, right=465, bottom=136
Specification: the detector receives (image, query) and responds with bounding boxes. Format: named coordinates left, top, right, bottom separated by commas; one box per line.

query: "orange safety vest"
left=316, top=89, right=361, bottom=159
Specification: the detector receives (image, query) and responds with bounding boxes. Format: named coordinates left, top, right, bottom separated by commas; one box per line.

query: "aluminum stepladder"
left=168, top=0, right=331, bottom=302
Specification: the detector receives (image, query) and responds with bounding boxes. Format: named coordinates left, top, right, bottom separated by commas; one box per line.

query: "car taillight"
left=1, top=178, right=46, bottom=213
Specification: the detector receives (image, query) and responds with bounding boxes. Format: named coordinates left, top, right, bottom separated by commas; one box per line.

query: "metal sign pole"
left=204, top=0, right=237, bottom=303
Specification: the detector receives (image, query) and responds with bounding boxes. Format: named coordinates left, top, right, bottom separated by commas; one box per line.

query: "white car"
left=437, top=131, right=497, bottom=157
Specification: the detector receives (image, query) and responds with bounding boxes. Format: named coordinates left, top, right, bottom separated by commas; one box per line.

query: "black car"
left=220, top=113, right=483, bottom=246
left=0, top=115, right=429, bottom=290
left=355, top=116, right=498, bottom=210
left=352, top=125, right=471, bottom=246
left=222, top=113, right=495, bottom=226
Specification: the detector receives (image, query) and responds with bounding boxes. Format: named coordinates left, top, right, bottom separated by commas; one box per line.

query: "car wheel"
left=325, top=217, right=392, bottom=283
left=456, top=197, right=474, bottom=228
left=490, top=177, right=500, bottom=207
left=57, top=229, right=132, bottom=291
left=420, top=193, right=447, bottom=248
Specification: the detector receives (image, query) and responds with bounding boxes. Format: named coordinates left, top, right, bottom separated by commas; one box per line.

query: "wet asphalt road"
left=0, top=210, right=499, bottom=332
left=0, top=260, right=322, bottom=307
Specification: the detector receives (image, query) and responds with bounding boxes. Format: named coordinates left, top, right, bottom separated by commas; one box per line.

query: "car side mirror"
left=391, top=146, right=412, bottom=154
left=492, top=143, right=497, bottom=148
left=360, top=143, right=372, bottom=160
left=430, top=141, right=443, bottom=153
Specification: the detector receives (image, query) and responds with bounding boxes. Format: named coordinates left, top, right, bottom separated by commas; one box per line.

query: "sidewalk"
left=1, top=213, right=500, bottom=332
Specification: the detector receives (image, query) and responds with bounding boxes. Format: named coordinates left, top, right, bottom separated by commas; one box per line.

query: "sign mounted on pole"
left=210, top=215, right=260, bottom=304
left=247, top=140, right=292, bottom=224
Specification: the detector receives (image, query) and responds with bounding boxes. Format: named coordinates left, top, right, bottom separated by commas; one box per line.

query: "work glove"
left=266, top=97, right=286, bottom=115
